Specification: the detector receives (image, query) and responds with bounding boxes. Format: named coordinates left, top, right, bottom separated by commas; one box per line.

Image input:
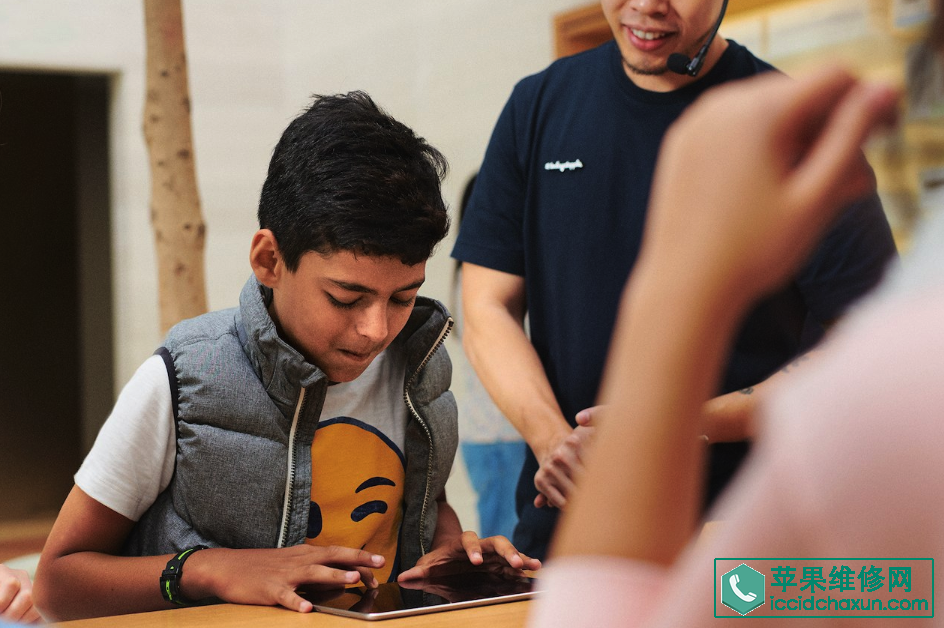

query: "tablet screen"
left=304, top=572, right=538, bottom=621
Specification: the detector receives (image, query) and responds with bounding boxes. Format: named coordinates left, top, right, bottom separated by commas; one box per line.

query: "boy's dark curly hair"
left=259, top=91, right=450, bottom=269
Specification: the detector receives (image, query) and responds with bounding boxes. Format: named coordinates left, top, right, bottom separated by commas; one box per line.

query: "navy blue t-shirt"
left=452, top=40, right=896, bottom=559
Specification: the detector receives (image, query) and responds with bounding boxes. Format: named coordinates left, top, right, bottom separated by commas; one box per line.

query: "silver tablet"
left=305, top=572, right=538, bottom=621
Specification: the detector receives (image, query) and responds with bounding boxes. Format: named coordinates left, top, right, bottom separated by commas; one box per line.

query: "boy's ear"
left=249, top=229, right=283, bottom=288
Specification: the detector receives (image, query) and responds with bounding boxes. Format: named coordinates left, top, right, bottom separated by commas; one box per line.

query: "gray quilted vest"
left=123, top=276, right=457, bottom=576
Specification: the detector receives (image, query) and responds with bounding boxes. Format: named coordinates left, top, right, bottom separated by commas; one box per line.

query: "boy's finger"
left=316, top=546, right=384, bottom=570
left=460, top=531, right=484, bottom=564
left=478, top=535, right=524, bottom=569
left=300, top=563, right=363, bottom=587
left=396, top=564, right=430, bottom=581
left=503, top=551, right=524, bottom=569
left=356, top=566, right=379, bottom=589
left=523, top=555, right=542, bottom=571
left=277, top=588, right=313, bottom=614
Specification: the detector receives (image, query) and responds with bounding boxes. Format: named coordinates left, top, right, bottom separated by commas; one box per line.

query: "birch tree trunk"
left=143, top=0, right=208, bottom=334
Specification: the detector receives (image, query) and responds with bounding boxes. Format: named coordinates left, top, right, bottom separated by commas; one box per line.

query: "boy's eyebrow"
left=330, top=279, right=425, bottom=295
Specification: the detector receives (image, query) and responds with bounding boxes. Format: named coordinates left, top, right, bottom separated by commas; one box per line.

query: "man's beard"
left=622, top=57, right=668, bottom=76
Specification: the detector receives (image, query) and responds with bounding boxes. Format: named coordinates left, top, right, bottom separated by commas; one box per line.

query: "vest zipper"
left=277, top=386, right=306, bottom=548
left=403, top=316, right=453, bottom=555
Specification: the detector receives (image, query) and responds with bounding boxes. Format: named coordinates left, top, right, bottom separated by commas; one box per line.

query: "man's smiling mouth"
left=631, top=28, right=671, bottom=41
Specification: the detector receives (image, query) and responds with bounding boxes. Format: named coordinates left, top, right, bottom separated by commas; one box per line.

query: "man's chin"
left=622, top=58, right=669, bottom=76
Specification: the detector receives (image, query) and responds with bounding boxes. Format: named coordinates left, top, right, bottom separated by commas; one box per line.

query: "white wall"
left=1, top=0, right=585, bottom=530
left=0, top=0, right=582, bottom=387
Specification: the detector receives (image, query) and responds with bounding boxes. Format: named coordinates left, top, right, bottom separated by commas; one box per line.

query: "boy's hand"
left=396, top=531, right=541, bottom=581
left=0, top=564, right=41, bottom=624
left=185, top=545, right=384, bottom=613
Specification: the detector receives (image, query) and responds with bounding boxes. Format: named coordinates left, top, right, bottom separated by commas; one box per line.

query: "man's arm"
left=699, top=350, right=818, bottom=442
left=33, top=487, right=385, bottom=620
left=580, top=348, right=821, bottom=445
left=461, top=263, right=591, bottom=508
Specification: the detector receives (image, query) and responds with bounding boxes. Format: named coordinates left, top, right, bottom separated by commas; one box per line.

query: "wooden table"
left=48, top=599, right=532, bottom=627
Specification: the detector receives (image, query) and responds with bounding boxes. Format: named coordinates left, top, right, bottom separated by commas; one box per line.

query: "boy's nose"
left=357, top=305, right=388, bottom=342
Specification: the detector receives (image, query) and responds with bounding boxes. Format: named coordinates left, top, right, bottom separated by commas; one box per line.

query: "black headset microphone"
left=667, top=0, right=729, bottom=77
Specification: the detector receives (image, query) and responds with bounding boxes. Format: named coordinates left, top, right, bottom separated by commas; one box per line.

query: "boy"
left=34, top=91, right=539, bottom=621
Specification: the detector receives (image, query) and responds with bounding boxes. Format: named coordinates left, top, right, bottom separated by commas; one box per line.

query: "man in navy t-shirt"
left=451, top=0, right=896, bottom=561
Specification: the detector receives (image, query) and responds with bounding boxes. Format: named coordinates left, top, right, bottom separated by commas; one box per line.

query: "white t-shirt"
left=76, top=348, right=408, bottom=522
left=75, top=355, right=177, bottom=521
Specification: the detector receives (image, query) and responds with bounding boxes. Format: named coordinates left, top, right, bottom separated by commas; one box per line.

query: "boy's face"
left=268, top=249, right=426, bottom=382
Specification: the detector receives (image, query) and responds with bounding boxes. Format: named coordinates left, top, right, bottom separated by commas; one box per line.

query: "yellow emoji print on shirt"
left=306, top=417, right=405, bottom=583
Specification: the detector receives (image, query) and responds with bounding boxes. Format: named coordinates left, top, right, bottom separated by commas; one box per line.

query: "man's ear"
left=249, top=229, right=283, bottom=288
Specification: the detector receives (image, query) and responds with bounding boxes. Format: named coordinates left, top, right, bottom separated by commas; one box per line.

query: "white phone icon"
left=729, top=574, right=757, bottom=602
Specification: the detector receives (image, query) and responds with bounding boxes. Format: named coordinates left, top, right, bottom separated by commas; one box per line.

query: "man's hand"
left=185, top=544, right=385, bottom=613
left=533, top=409, right=595, bottom=508
left=397, top=531, right=541, bottom=581
left=0, top=564, right=40, bottom=624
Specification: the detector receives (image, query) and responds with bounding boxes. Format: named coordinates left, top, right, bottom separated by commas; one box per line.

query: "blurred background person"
left=451, top=175, right=526, bottom=539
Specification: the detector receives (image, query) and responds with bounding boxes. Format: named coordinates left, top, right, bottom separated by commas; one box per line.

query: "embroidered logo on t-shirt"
left=544, top=159, right=583, bottom=172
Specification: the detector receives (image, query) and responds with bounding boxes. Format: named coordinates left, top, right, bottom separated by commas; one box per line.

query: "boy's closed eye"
left=325, top=277, right=424, bottom=311
left=327, top=293, right=360, bottom=309
left=326, top=292, right=417, bottom=310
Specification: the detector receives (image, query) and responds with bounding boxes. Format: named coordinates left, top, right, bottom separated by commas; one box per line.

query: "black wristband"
left=160, top=545, right=208, bottom=605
